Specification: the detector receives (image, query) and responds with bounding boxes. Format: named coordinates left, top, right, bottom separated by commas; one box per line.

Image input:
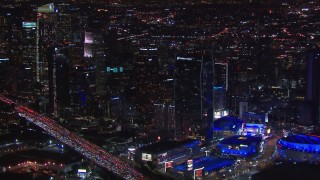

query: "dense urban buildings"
left=1, top=0, right=320, bottom=179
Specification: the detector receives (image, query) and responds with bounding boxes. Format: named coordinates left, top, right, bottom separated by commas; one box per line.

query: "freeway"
left=0, top=95, right=144, bottom=180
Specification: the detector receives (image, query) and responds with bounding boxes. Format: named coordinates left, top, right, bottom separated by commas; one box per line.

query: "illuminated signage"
left=77, top=169, right=87, bottom=178
left=106, top=67, right=124, bottom=73
left=194, top=167, right=204, bottom=179
left=214, top=86, right=223, bottom=90
left=142, top=153, right=152, bottom=161
left=22, top=22, right=36, bottom=28
left=78, top=169, right=86, bottom=173
left=128, top=147, right=136, bottom=151
left=139, top=48, right=158, bottom=51
left=37, top=3, right=55, bottom=13
left=165, top=161, right=173, bottom=169
left=240, top=144, right=248, bottom=147
left=187, top=159, right=193, bottom=168
left=195, top=169, right=203, bottom=177
left=0, top=58, right=9, bottom=61
left=177, top=56, right=193, bottom=61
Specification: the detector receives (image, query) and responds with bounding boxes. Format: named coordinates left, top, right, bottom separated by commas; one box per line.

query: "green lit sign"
left=106, top=66, right=124, bottom=73
left=22, top=22, right=36, bottom=28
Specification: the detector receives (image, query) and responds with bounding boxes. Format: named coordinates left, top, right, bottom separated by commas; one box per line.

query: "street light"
left=205, top=150, right=209, bottom=156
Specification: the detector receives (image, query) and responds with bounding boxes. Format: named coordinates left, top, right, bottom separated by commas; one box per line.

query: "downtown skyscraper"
left=174, top=53, right=214, bottom=140
left=300, top=50, right=320, bottom=126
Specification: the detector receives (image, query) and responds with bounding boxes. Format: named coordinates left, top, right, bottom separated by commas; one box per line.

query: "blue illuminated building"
left=218, top=135, right=262, bottom=157
left=175, top=156, right=235, bottom=174
left=277, top=134, right=320, bottom=163
left=243, top=123, right=265, bottom=136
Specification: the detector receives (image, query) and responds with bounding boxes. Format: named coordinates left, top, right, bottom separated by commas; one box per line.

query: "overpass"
left=0, top=94, right=144, bottom=180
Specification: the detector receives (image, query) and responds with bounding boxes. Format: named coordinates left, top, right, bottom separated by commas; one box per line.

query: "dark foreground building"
left=253, top=162, right=320, bottom=180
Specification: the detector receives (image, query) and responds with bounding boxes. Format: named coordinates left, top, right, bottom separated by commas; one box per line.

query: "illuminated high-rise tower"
left=153, top=104, right=175, bottom=130
left=307, top=50, right=320, bottom=124
left=202, top=56, right=215, bottom=141
left=83, top=31, right=106, bottom=95
left=213, top=63, right=228, bottom=119
left=36, top=3, right=57, bottom=114
left=35, top=3, right=78, bottom=116
left=174, top=54, right=214, bottom=140
left=214, top=63, right=228, bottom=91
left=299, top=50, right=320, bottom=126
left=300, top=50, right=320, bottom=125
left=175, top=55, right=201, bottom=139
left=21, top=21, right=37, bottom=94
left=36, top=3, right=56, bottom=83
left=51, top=47, right=70, bottom=115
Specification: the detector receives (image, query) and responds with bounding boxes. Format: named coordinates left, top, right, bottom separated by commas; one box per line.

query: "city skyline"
left=0, top=0, right=320, bottom=179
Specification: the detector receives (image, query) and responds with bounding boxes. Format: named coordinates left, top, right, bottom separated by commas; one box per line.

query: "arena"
left=277, top=134, right=320, bottom=162
left=218, top=135, right=262, bottom=157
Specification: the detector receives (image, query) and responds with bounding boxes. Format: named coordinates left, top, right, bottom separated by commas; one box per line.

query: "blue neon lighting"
left=277, top=134, right=320, bottom=154
left=219, top=135, right=262, bottom=157
left=214, top=86, right=223, bottom=90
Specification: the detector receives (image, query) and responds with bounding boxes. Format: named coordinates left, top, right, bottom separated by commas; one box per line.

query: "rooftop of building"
left=280, top=134, right=320, bottom=145
left=219, top=135, right=262, bottom=146
left=138, top=139, right=200, bottom=154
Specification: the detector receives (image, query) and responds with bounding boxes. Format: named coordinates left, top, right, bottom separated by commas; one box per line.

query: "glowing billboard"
left=78, top=169, right=86, bottom=173
left=187, top=159, right=193, bottom=168
left=142, top=153, right=152, bottom=161
left=195, top=168, right=203, bottom=177
left=165, top=161, right=173, bottom=172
